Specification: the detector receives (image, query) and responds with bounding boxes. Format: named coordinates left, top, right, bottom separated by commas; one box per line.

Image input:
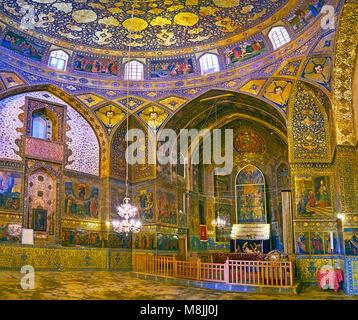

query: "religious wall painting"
left=61, top=228, right=102, bottom=248
left=344, top=228, right=358, bottom=256
left=137, top=105, right=169, bottom=132
left=214, top=174, right=230, bottom=198
left=263, top=80, right=293, bottom=113
left=295, top=232, right=310, bottom=254
left=223, top=36, right=266, bottom=65
left=150, top=58, right=194, bottom=78
left=0, top=172, right=21, bottom=211
left=1, top=30, right=46, bottom=61
left=133, top=232, right=156, bottom=250
left=108, top=232, right=132, bottom=249
left=134, top=189, right=155, bottom=224
left=233, top=130, right=266, bottom=159
left=94, top=104, right=126, bottom=135
left=286, top=0, right=326, bottom=32
left=64, top=182, right=99, bottom=219
left=33, top=208, right=47, bottom=232
left=73, top=55, right=119, bottom=76
left=111, top=123, right=127, bottom=179
left=156, top=189, right=178, bottom=226
left=157, top=233, right=178, bottom=251
left=294, top=175, right=333, bottom=218
left=189, top=198, right=200, bottom=235
left=277, top=163, right=290, bottom=189
left=236, top=166, right=266, bottom=224
left=302, top=56, right=332, bottom=91
left=310, top=231, right=324, bottom=254
left=178, top=208, right=188, bottom=228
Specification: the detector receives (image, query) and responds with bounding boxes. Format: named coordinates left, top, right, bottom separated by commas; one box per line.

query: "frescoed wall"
left=0, top=172, right=21, bottom=211
left=236, top=166, right=266, bottom=224
left=64, top=181, right=99, bottom=219
left=133, top=232, right=156, bottom=250
left=1, top=30, right=46, bottom=61
left=157, top=233, right=178, bottom=251
left=73, top=55, right=119, bottom=76
left=134, top=189, right=155, bottom=224
left=150, top=58, right=194, bottom=78
left=156, top=189, right=177, bottom=226
left=223, top=37, right=266, bottom=65
left=294, top=175, right=332, bottom=218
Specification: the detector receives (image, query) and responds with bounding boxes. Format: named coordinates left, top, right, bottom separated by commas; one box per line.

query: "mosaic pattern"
left=0, top=0, right=288, bottom=51
left=345, top=256, right=358, bottom=295
left=290, top=84, right=329, bottom=162
left=0, top=245, right=107, bottom=270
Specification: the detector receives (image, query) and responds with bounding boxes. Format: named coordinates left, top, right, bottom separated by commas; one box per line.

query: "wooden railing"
left=133, top=254, right=293, bottom=287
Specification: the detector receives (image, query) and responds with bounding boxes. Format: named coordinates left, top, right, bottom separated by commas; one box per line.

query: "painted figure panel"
left=263, top=80, right=293, bottom=113
left=108, top=232, right=132, bottom=249
left=134, top=189, right=155, bottom=223
left=157, top=189, right=177, bottom=226
left=310, top=231, right=324, bottom=254
left=236, top=185, right=266, bottom=223
left=1, top=31, right=45, bottom=61
left=344, top=228, right=358, bottom=256
left=150, top=58, right=193, bottom=78
left=0, top=172, right=21, bottom=211
left=294, top=175, right=332, bottom=218
left=223, top=36, right=266, bottom=65
left=234, top=130, right=266, bottom=157
left=236, top=165, right=264, bottom=185
left=73, top=55, right=119, bottom=76
left=133, top=232, right=156, bottom=250
left=302, top=56, right=332, bottom=91
left=61, top=228, right=102, bottom=248
left=295, top=232, right=310, bottom=254
left=287, top=0, right=326, bottom=32
left=157, top=233, right=178, bottom=251
left=64, top=182, right=99, bottom=219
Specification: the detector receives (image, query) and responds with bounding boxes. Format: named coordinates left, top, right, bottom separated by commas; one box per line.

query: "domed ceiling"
left=1, top=0, right=291, bottom=52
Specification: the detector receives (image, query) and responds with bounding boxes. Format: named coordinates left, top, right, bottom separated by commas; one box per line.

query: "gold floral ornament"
left=213, top=0, right=240, bottom=8
left=138, top=106, right=169, bottom=131
left=72, top=9, right=97, bottom=23
left=174, top=12, right=199, bottom=27
left=122, top=17, right=148, bottom=32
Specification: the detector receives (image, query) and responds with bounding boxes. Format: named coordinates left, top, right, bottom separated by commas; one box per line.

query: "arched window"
left=49, top=50, right=69, bottom=71
left=199, top=53, right=220, bottom=75
left=31, top=110, right=54, bottom=141
left=268, top=27, right=291, bottom=50
left=235, top=165, right=266, bottom=224
left=124, top=60, right=144, bottom=81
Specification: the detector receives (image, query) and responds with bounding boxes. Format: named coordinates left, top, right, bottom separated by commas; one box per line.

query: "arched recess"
left=161, top=89, right=289, bottom=249
left=110, top=115, right=155, bottom=183
left=332, top=0, right=358, bottom=146
left=0, top=84, right=109, bottom=177
left=288, top=81, right=333, bottom=163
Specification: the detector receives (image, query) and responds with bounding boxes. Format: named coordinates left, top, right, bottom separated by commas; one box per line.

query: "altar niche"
left=235, top=165, right=267, bottom=224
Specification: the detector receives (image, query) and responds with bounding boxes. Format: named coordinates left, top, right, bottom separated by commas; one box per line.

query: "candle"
left=330, top=232, right=334, bottom=251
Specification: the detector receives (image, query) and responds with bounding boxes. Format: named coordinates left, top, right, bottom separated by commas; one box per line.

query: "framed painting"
left=33, top=208, right=47, bottom=232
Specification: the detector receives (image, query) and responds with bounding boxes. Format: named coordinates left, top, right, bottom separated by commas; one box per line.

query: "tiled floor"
left=0, top=271, right=355, bottom=300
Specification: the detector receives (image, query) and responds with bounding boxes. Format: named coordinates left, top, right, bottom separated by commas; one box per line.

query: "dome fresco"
left=0, top=0, right=290, bottom=51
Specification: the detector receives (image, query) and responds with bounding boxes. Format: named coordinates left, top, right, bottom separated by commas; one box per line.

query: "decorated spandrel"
left=235, top=165, right=266, bottom=224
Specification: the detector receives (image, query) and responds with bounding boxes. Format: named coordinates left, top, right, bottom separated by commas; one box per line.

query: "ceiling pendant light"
left=112, top=0, right=141, bottom=235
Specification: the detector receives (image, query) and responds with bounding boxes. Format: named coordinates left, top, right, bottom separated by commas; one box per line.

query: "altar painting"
left=294, top=175, right=332, bottom=218
left=134, top=189, right=155, bottom=223
left=156, top=189, right=177, bottom=226
left=236, top=166, right=266, bottom=224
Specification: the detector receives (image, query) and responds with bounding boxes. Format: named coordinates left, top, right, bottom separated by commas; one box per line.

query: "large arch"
left=0, top=84, right=110, bottom=178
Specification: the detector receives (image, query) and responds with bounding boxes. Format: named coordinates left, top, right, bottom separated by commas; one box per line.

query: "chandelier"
left=212, top=216, right=227, bottom=229
left=111, top=0, right=141, bottom=235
